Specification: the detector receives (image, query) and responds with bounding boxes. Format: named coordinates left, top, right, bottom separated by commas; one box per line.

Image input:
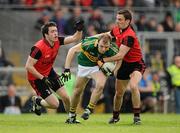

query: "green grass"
left=0, top=114, right=180, bottom=133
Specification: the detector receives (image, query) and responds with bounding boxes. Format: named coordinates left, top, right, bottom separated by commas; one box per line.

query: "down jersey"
left=111, top=26, right=143, bottom=62
left=27, top=38, right=64, bottom=80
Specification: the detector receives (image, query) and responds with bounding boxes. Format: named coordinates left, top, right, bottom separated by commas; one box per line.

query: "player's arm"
left=103, top=36, right=134, bottom=62
left=60, top=43, right=81, bottom=82
left=25, top=46, right=43, bottom=80
left=64, top=43, right=82, bottom=68
left=113, top=61, right=122, bottom=76
left=64, top=31, right=82, bottom=45
left=104, top=45, right=130, bottom=62
left=93, top=29, right=114, bottom=39
left=64, top=20, right=84, bottom=45
left=90, top=31, right=111, bottom=38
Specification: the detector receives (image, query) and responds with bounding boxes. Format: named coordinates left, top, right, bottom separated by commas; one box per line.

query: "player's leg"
left=109, top=79, right=129, bottom=123
left=31, top=95, right=59, bottom=115
left=129, top=71, right=142, bottom=124
left=66, top=76, right=89, bottom=124
left=81, top=71, right=106, bottom=120
left=44, top=68, right=70, bottom=112
left=29, top=79, right=60, bottom=115
left=56, top=86, right=70, bottom=112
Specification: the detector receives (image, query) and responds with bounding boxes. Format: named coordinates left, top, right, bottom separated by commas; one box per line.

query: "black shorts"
left=29, top=68, right=64, bottom=99
left=116, top=59, right=146, bottom=80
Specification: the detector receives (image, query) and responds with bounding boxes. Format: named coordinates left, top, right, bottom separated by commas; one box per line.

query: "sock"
left=87, top=102, right=95, bottom=113
left=69, top=107, right=76, bottom=118
left=69, top=107, right=76, bottom=114
left=133, top=108, right=141, bottom=117
left=113, top=110, right=120, bottom=119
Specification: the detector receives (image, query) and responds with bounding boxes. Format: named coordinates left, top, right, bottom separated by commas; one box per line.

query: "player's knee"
left=74, top=88, right=83, bottom=97
left=129, top=83, right=138, bottom=91
left=97, top=82, right=105, bottom=90
left=62, top=95, right=70, bottom=103
left=115, top=90, right=124, bottom=97
left=96, top=85, right=104, bottom=94
left=50, top=100, right=59, bottom=109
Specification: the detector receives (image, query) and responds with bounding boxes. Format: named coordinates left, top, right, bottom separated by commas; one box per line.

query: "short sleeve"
left=110, top=30, right=115, bottom=37
left=122, top=36, right=134, bottom=47
left=58, top=37, right=65, bottom=45
left=30, top=46, right=42, bottom=60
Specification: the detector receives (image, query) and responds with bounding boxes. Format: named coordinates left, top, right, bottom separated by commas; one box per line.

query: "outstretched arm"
left=90, top=31, right=111, bottom=38
left=64, top=20, right=84, bottom=45
left=104, top=45, right=130, bottom=62
left=64, top=43, right=82, bottom=68
left=103, top=36, right=135, bottom=62
left=64, top=31, right=82, bottom=45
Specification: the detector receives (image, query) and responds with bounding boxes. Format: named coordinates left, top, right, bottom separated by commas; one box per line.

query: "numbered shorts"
left=117, top=59, right=146, bottom=80
left=28, top=69, right=64, bottom=99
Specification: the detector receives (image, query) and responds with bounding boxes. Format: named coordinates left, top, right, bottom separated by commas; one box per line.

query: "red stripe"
left=124, top=36, right=128, bottom=46
left=139, top=59, right=146, bottom=74
left=29, top=80, right=40, bottom=96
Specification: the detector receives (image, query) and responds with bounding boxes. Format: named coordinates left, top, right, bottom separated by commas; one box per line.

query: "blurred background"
left=0, top=0, right=180, bottom=115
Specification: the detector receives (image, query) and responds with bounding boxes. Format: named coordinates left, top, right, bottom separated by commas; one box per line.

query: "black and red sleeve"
left=30, top=46, right=42, bottom=60
left=110, top=30, right=115, bottom=37
left=122, top=36, right=134, bottom=47
left=58, top=37, right=65, bottom=45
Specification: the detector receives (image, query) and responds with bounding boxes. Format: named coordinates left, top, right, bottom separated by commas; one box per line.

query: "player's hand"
left=97, top=55, right=105, bottom=68
left=42, top=77, right=54, bottom=89
left=74, top=19, right=84, bottom=31
left=61, top=68, right=71, bottom=82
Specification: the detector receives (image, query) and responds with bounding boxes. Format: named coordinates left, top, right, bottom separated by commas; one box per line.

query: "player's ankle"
left=69, top=112, right=76, bottom=117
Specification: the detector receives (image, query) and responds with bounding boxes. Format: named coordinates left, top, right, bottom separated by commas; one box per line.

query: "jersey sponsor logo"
left=89, top=51, right=95, bottom=56
left=83, top=51, right=98, bottom=62
left=45, top=55, right=50, bottom=58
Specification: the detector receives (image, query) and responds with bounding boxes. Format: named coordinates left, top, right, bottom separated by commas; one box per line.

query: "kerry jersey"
left=78, top=37, right=119, bottom=66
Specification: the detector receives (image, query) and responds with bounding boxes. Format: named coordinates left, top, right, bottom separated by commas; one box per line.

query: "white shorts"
left=77, top=65, right=100, bottom=77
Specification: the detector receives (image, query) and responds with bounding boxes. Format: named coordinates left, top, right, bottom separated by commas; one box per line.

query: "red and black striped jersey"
left=27, top=37, right=64, bottom=80
left=111, top=26, right=143, bottom=62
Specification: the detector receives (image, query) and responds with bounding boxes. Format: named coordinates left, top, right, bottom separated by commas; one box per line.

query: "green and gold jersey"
left=78, top=37, right=119, bottom=66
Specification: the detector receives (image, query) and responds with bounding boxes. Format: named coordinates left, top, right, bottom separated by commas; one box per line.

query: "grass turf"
left=0, top=113, right=180, bottom=133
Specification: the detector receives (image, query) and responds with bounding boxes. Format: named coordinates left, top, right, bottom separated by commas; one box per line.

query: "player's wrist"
left=97, top=60, right=104, bottom=67
left=40, top=76, right=45, bottom=80
left=75, top=20, right=84, bottom=32
left=101, top=58, right=105, bottom=63
left=64, top=68, right=70, bottom=72
left=41, top=76, right=47, bottom=81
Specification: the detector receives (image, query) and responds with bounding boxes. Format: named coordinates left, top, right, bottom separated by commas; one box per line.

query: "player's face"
left=116, top=14, right=130, bottom=29
left=47, top=26, right=58, bottom=42
left=98, top=40, right=110, bottom=54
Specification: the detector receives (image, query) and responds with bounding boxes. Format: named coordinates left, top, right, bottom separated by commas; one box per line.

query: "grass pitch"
left=0, top=113, right=180, bottom=133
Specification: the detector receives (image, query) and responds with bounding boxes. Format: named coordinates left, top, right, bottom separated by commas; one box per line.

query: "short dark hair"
left=41, top=22, right=57, bottom=38
left=117, top=9, right=132, bottom=22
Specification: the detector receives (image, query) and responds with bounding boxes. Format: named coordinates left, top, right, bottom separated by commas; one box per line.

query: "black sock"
left=87, top=107, right=93, bottom=113
left=133, top=108, right=141, bottom=117
left=113, top=110, right=120, bottom=119
left=87, top=102, right=95, bottom=113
